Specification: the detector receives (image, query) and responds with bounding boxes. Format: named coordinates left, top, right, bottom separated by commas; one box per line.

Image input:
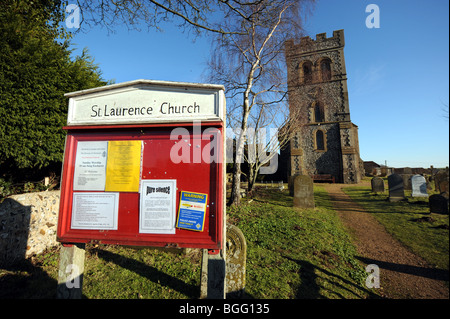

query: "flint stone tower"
left=283, top=30, right=362, bottom=183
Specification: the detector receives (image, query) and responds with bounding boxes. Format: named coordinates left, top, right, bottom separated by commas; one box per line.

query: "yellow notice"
left=105, top=140, right=142, bottom=192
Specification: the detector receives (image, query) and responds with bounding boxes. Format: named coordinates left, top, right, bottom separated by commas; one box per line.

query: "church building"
left=282, top=30, right=363, bottom=183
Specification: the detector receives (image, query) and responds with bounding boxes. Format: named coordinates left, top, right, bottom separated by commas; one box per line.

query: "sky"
left=68, top=0, right=449, bottom=168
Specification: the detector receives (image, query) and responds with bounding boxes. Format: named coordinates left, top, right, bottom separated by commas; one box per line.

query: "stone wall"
left=0, top=191, right=60, bottom=267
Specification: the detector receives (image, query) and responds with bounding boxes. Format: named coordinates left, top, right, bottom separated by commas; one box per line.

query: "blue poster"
left=176, top=191, right=208, bottom=232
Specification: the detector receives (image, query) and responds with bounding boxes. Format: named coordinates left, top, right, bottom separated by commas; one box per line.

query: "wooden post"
left=200, top=249, right=208, bottom=298
left=56, top=243, right=86, bottom=299
left=200, top=249, right=226, bottom=299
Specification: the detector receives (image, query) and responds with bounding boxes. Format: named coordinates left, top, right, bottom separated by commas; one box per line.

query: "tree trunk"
left=228, top=57, right=259, bottom=206
left=248, top=162, right=260, bottom=195
left=228, top=123, right=247, bottom=206
left=228, top=159, right=242, bottom=206
left=229, top=97, right=252, bottom=206
left=248, top=163, right=255, bottom=194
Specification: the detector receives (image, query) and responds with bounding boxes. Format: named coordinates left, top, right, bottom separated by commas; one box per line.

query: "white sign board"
left=139, top=179, right=177, bottom=234
left=73, top=141, right=108, bottom=191
left=71, top=192, right=119, bottom=230
left=65, top=80, right=225, bottom=125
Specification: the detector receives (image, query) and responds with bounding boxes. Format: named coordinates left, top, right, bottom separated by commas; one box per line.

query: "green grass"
left=82, top=246, right=202, bottom=299
left=228, top=186, right=377, bottom=299
left=1, top=186, right=378, bottom=299
left=343, top=186, right=449, bottom=271
left=0, top=245, right=202, bottom=299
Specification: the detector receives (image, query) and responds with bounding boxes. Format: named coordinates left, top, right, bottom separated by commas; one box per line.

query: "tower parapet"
left=285, top=30, right=345, bottom=58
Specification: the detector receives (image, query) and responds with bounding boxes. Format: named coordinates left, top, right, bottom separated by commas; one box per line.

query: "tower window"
left=315, top=130, right=325, bottom=151
left=314, top=101, right=325, bottom=122
left=320, top=59, right=332, bottom=81
left=302, top=61, right=313, bottom=84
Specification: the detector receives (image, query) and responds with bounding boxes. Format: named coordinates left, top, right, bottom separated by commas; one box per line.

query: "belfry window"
left=302, top=61, right=313, bottom=84
left=320, top=59, right=332, bottom=81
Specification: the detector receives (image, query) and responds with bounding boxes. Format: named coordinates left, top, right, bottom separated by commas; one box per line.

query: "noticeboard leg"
left=200, top=249, right=226, bottom=299
left=56, top=243, right=86, bottom=299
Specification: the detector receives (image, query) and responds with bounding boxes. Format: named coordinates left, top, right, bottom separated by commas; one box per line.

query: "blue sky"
left=69, top=0, right=449, bottom=168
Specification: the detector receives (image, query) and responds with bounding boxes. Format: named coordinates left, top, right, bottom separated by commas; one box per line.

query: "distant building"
left=364, top=161, right=381, bottom=176
left=281, top=30, right=363, bottom=183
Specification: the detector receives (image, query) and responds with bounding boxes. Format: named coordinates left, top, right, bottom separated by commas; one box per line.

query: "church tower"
left=283, top=30, right=362, bottom=183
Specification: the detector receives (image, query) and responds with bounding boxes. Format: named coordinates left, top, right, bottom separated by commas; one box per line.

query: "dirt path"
left=322, top=183, right=449, bottom=299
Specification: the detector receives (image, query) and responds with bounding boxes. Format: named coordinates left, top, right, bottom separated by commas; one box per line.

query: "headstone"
left=434, top=171, right=449, bottom=199
left=293, top=175, right=314, bottom=209
left=371, top=177, right=385, bottom=193
left=225, top=224, right=247, bottom=299
left=288, top=174, right=298, bottom=196
left=411, top=175, right=428, bottom=197
left=425, top=175, right=433, bottom=190
left=388, top=174, right=405, bottom=202
left=429, top=194, right=449, bottom=214
left=401, top=174, right=412, bottom=190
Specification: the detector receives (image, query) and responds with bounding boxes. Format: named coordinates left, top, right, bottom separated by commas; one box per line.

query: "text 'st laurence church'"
left=66, top=81, right=223, bottom=126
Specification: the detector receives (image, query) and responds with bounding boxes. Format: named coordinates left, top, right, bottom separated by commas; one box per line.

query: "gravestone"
left=371, top=177, right=385, bottom=193
left=225, top=224, right=247, bottom=299
left=288, top=175, right=298, bottom=196
left=429, top=194, right=449, bottom=214
left=425, top=175, right=433, bottom=190
left=434, top=171, right=449, bottom=199
left=388, top=174, right=405, bottom=202
left=411, top=175, right=428, bottom=197
left=293, top=175, right=314, bottom=209
left=401, top=174, right=412, bottom=190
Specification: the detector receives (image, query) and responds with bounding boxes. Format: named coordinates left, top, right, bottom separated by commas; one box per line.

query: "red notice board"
left=57, top=80, right=226, bottom=250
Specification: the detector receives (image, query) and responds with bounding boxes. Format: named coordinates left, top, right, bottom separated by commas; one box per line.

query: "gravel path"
left=322, top=183, right=449, bottom=299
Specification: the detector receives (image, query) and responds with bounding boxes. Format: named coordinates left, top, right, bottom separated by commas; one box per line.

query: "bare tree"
left=206, top=0, right=313, bottom=206
left=244, top=98, right=304, bottom=194
left=75, top=0, right=246, bottom=35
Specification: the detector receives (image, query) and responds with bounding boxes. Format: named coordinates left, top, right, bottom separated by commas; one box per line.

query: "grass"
left=228, top=186, right=376, bottom=299
left=0, top=186, right=378, bottom=299
left=0, top=245, right=202, bottom=299
left=343, top=186, right=449, bottom=271
left=82, top=246, right=202, bottom=299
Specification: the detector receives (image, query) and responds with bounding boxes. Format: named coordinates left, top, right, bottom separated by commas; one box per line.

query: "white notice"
left=73, top=141, right=108, bottom=191
left=71, top=192, right=119, bottom=230
left=139, top=180, right=176, bottom=234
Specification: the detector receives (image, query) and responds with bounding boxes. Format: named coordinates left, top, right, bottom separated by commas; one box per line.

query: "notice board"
left=57, top=80, right=226, bottom=250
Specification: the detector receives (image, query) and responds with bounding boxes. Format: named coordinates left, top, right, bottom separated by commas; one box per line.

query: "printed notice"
left=105, top=140, right=142, bottom=192
left=176, top=191, right=208, bottom=232
left=73, top=141, right=108, bottom=191
left=71, top=192, right=119, bottom=230
left=139, top=180, right=176, bottom=234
